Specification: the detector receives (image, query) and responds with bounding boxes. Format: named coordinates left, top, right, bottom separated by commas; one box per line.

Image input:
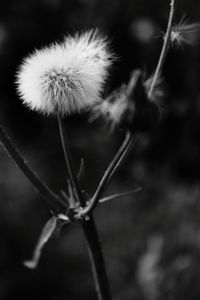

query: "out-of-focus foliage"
left=0, top=0, right=200, bottom=299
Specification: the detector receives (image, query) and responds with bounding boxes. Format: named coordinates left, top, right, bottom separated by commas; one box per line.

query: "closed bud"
left=122, top=69, right=161, bottom=131
left=98, top=69, right=161, bottom=132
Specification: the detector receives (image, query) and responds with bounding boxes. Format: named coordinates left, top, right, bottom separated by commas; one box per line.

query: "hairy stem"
left=0, top=126, right=67, bottom=213
left=148, top=0, right=175, bottom=98
left=57, top=115, right=112, bottom=300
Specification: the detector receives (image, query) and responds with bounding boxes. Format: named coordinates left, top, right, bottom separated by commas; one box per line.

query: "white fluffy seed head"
left=16, top=30, right=114, bottom=116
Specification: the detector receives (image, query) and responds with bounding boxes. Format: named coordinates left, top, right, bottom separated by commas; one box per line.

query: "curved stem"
left=148, top=0, right=175, bottom=98
left=0, top=126, right=67, bottom=213
left=107, top=133, right=138, bottom=182
left=79, top=132, right=137, bottom=217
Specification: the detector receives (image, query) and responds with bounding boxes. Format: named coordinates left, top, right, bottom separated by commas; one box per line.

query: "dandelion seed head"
left=104, top=86, right=127, bottom=127
left=16, top=30, right=114, bottom=116
left=170, top=16, right=200, bottom=48
left=171, top=29, right=183, bottom=46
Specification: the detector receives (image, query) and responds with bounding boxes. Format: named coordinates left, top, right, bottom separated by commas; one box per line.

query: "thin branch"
left=99, top=187, right=142, bottom=204
left=107, top=134, right=139, bottom=181
left=0, top=126, right=67, bottom=213
left=77, top=158, right=85, bottom=181
left=57, top=113, right=85, bottom=207
left=148, top=0, right=175, bottom=98
left=78, top=132, right=137, bottom=217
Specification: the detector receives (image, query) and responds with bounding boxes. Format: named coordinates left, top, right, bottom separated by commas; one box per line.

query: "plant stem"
left=99, top=187, right=142, bottom=204
left=57, top=113, right=85, bottom=206
left=0, top=126, right=67, bottom=213
left=79, top=132, right=138, bottom=217
left=148, top=0, right=175, bottom=98
left=82, top=216, right=112, bottom=300
left=57, top=114, right=112, bottom=300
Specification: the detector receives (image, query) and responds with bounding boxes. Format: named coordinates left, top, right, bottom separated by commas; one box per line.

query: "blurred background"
left=1, top=0, right=200, bottom=299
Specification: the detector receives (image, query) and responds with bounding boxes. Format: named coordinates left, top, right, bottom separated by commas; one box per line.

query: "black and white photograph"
left=0, top=0, right=200, bottom=299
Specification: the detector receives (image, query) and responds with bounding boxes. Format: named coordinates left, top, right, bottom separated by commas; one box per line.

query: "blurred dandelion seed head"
left=99, top=85, right=127, bottom=128
left=130, top=18, right=156, bottom=44
left=96, top=71, right=163, bottom=130
left=16, top=30, right=114, bottom=116
left=170, top=16, right=200, bottom=48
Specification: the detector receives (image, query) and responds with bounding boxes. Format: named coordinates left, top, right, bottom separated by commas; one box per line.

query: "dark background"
left=1, top=0, right=200, bottom=299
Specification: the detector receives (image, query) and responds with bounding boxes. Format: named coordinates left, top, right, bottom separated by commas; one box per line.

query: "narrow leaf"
left=99, top=187, right=142, bottom=204
left=23, top=216, right=57, bottom=269
left=67, top=180, right=78, bottom=208
left=60, top=190, right=69, bottom=203
left=77, top=158, right=85, bottom=181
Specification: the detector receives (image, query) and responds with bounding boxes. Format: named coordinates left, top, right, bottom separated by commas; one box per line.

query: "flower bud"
left=98, top=69, right=161, bottom=132
left=122, top=69, right=161, bottom=131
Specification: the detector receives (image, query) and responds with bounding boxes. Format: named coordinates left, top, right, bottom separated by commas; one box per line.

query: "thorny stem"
left=79, top=132, right=138, bottom=217
left=57, top=114, right=112, bottom=300
left=0, top=126, right=67, bottom=213
left=148, top=0, right=175, bottom=98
